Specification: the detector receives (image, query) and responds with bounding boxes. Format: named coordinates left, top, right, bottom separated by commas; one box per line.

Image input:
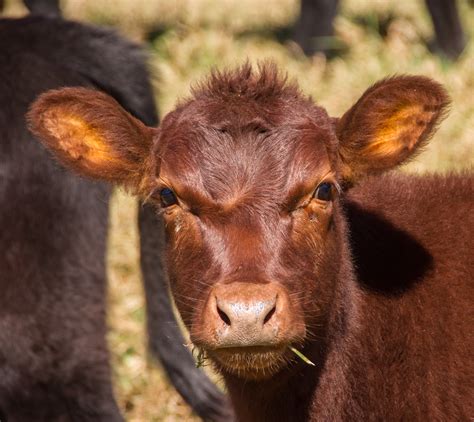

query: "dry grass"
left=3, top=0, right=473, bottom=420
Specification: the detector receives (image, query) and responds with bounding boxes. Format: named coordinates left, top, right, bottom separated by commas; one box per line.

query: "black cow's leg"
left=425, top=0, right=466, bottom=59
left=293, top=0, right=340, bottom=55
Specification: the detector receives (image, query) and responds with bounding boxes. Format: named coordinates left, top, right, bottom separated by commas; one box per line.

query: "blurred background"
left=3, top=0, right=473, bottom=420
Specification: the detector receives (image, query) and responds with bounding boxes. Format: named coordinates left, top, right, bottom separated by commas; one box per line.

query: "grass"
left=289, top=347, right=316, bottom=366
left=4, top=0, right=473, bottom=420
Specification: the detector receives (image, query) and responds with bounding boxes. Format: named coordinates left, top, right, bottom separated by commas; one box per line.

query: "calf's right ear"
left=27, top=87, right=155, bottom=191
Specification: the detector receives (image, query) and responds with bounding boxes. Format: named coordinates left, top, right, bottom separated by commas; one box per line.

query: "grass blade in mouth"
left=192, top=346, right=208, bottom=368
left=289, top=347, right=316, bottom=366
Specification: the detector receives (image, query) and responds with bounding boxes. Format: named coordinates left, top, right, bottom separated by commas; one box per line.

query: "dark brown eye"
left=160, top=188, right=178, bottom=207
left=314, top=182, right=333, bottom=201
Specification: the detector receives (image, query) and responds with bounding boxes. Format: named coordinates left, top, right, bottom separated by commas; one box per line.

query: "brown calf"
left=28, top=63, right=473, bottom=421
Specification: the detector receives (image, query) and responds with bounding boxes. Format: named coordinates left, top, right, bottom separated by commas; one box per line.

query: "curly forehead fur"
left=166, top=62, right=331, bottom=130
left=153, top=62, right=339, bottom=214
left=192, top=62, right=301, bottom=102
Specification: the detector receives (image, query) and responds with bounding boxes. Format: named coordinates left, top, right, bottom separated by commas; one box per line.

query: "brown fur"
left=28, top=63, right=473, bottom=421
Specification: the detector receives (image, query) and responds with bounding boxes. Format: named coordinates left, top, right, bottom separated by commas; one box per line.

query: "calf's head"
left=28, top=64, right=448, bottom=380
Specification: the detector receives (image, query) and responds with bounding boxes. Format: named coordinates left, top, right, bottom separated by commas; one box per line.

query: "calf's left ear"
left=27, top=87, right=155, bottom=192
left=335, top=76, right=450, bottom=182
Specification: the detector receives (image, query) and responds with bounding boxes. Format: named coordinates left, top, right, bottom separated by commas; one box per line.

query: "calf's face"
left=28, top=65, right=448, bottom=380
left=152, top=102, right=340, bottom=378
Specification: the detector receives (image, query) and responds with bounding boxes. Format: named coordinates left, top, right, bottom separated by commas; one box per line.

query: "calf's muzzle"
left=196, top=282, right=304, bottom=349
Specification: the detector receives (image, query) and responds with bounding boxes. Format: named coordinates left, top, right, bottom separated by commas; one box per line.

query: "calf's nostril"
left=217, top=305, right=232, bottom=326
left=263, top=304, right=276, bottom=325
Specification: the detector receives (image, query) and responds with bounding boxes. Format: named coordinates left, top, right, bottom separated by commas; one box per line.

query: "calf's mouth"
left=208, top=345, right=290, bottom=379
left=191, top=282, right=306, bottom=379
left=209, top=346, right=289, bottom=380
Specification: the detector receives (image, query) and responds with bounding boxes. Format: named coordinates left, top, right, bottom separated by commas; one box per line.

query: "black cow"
left=0, top=2, right=231, bottom=421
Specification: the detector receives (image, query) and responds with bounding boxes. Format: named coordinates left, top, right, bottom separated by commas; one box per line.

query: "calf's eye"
left=160, top=188, right=178, bottom=207
left=314, top=182, right=333, bottom=201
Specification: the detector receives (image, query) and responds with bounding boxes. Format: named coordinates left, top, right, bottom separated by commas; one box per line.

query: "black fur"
left=24, top=0, right=60, bottom=16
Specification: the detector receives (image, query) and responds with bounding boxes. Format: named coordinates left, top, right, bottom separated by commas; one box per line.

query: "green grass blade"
left=289, top=347, right=316, bottom=366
